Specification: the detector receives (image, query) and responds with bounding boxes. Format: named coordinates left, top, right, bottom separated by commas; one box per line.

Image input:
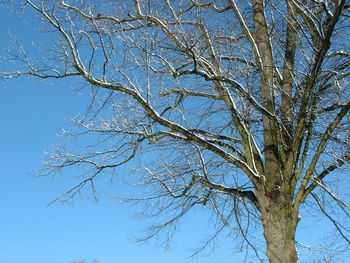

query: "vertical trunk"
left=252, top=0, right=280, bottom=179
left=259, top=195, right=299, bottom=263
left=252, top=2, right=299, bottom=261
left=281, top=3, right=298, bottom=149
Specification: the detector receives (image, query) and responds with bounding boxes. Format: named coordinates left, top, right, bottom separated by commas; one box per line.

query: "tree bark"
left=259, top=194, right=299, bottom=263
left=251, top=2, right=299, bottom=260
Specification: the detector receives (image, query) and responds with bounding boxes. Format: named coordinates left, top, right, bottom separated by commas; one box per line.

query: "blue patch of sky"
left=1, top=3, right=348, bottom=263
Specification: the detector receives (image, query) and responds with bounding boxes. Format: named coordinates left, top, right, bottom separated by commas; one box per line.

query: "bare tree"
left=1, top=0, right=350, bottom=262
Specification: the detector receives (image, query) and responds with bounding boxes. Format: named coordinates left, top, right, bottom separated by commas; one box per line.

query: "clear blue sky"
left=0, top=4, right=344, bottom=263
left=0, top=6, right=238, bottom=263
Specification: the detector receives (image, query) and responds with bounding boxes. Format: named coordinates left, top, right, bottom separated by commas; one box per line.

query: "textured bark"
left=252, top=2, right=298, bottom=260
left=258, top=194, right=299, bottom=263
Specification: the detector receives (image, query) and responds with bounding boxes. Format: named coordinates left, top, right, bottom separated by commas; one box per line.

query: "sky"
left=0, top=5, right=238, bottom=263
left=0, top=3, right=347, bottom=263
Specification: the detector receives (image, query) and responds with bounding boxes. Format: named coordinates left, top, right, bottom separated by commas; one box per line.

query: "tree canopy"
left=1, top=1, right=350, bottom=262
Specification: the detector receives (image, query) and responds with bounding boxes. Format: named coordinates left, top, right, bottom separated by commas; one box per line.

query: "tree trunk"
left=259, top=195, right=299, bottom=263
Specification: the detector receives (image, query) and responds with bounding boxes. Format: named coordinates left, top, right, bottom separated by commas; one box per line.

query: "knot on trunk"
left=265, top=184, right=282, bottom=200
